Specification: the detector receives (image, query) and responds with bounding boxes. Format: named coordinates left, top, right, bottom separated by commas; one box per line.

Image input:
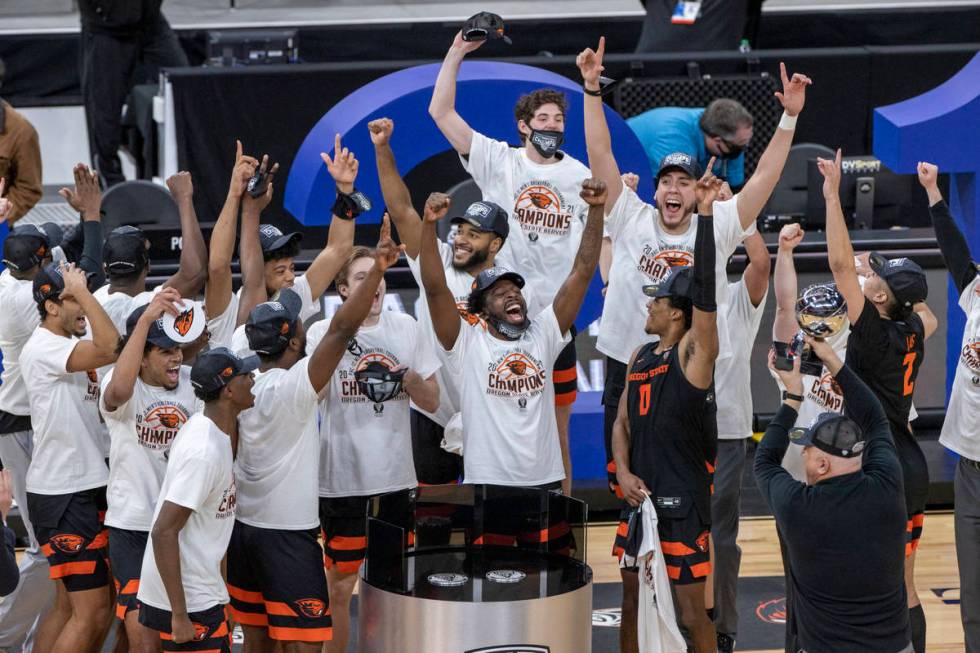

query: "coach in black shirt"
left=756, top=335, right=911, bottom=653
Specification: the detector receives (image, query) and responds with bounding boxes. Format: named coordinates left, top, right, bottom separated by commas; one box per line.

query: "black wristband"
left=332, top=188, right=371, bottom=220
left=782, top=391, right=804, bottom=402
left=583, top=85, right=603, bottom=97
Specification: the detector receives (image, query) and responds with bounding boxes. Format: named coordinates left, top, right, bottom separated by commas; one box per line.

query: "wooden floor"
left=586, top=511, right=965, bottom=653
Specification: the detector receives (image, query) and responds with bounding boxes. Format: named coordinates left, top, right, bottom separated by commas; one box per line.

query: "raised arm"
left=163, top=172, right=208, bottom=298
left=553, top=179, right=606, bottom=334
left=236, top=155, right=277, bottom=326
left=428, top=32, right=484, bottom=154
left=420, top=193, right=462, bottom=350
left=577, top=37, right=623, bottom=213
left=743, top=230, right=771, bottom=307
left=205, top=141, right=257, bottom=320
left=150, top=501, right=197, bottom=644
left=773, top=223, right=804, bottom=342
left=680, top=171, right=722, bottom=390
left=103, top=290, right=183, bottom=410
left=819, top=149, right=864, bottom=323
left=370, top=118, right=423, bottom=258
left=918, top=162, right=977, bottom=294
left=913, top=301, right=938, bottom=340
left=61, top=265, right=119, bottom=372
left=59, top=163, right=106, bottom=288
left=736, top=63, right=812, bottom=230
left=307, top=216, right=402, bottom=393
left=401, top=370, right=439, bottom=414
left=612, top=347, right=648, bottom=507
left=302, top=134, right=359, bottom=300
left=755, top=351, right=805, bottom=508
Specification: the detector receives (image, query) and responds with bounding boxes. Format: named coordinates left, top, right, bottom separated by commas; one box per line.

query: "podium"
left=357, top=484, right=593, bottom=653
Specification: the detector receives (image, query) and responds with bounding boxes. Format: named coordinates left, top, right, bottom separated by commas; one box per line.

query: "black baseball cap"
left=32, top=263, right=66, bottom=304
left=789, top=412, right=867, bottom=459
left=190, top=347, right=259, bottom=397
left=451, top=201, right=510, bottom=240
left=467, top=266, right=525, bottom=313
left=2, top=222, right=64, bottom=272
left=868, top=252, right=928, bottom=308
left=259, top=224, right=302, bottom=254
left=642, top=266, right=694, bottom=300
left=461, top=11, right=512, bottom=45
left=125, top=304, right=180, bottom=350
left=104, top=226, right=149, bottom=274
left=244, top=287, right=303, bottom=355
left=656, top=152, right=701, bottom=183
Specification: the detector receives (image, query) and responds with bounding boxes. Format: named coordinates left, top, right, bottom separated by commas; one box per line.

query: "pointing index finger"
left=779, top=61, right=789, bottom=86
left=597, top=36, right=605, bottom=60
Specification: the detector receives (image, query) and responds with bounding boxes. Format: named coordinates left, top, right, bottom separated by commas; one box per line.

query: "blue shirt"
left=627, top=107, right=746, bottom=188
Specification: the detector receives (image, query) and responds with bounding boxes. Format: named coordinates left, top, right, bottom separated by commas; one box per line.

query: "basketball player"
left=917, top=161, right=980, bottom=652
left=307, top=245, right=440, bottom=653
left=136, top=347, right=257, bottom=652
left=577, top=38, right=811, bottom=500
left=21, top=262, right=119, bottom=653
left=611, top=171, right=724, bottom=653
left=227, top=219, right=402, bottom=652
left=822, top=150, right=937, bottom=653
left=431, top=33, right=594, bottom=490
left=418, top=178, right=605, bottom=490
left=369, top=117, right=540, bottom=486
left=100, top=289, right=203, bottom=652
left=710, top=230, right=769, bottom=652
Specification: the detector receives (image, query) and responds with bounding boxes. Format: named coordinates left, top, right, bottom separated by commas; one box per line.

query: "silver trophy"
left=793, top=283, right=847, bottom=375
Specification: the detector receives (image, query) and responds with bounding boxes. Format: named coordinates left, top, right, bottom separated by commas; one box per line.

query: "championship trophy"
left=791, top=283, right=847, bottom=376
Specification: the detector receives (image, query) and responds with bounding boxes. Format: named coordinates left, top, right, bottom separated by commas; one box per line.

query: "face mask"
left=528, top=129, right=564, bottom=159
left=487, top=315, right=532, bottom=340
left=720, top=144, right=744, bottom=160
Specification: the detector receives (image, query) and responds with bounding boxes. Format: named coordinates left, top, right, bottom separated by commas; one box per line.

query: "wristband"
left=782, top=391, right=804, bottom=402
left=583, top=85, right=602, bottom=97
left=778, top=112, right=798, bottom=131
left=332, top=188, right=372, bottom=220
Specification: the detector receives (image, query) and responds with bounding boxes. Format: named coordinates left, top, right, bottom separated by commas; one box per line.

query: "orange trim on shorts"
left=115, top=602, right=128, bottom=620
left=606, top=461, right=617, bottom=473
left=612, top=546, right=625, bottom=560
left=324, top=555, right=363, bottom=574
left=553, top=367, right=577, bottom=383
left=616, top=521, right=629, bottom=537
left=227, top=584, right=265, bottom=604
left=907, top=513, right=925, bottom=530
left=49, top=561, right=97, bottom=579
left=705, top=460, right=716, bottom=474
left=665, top=564, right=681, bottom=580
left=327, top=535, right=366, bottom=551
left=264, top=601, right=298, bottom=617
left=120, top=579, right=139, bottom=595
left=554, top=390, right=578, bottom=406
left=41, top=543, right=53, bottom=557
left=689, top=561, right=712, bottom=578
left=229, top=609, right=268, bottom=627
left=660, top=540, right=697, bottom=556
left=268, top=626, right=333, bottom=642
left=87, top=530, right=109, bottom=549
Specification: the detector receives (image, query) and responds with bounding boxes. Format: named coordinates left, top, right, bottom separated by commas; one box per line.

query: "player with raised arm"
left=822, top=149, right=937, bottom=653
left=610, top=171, right=724, bottom=653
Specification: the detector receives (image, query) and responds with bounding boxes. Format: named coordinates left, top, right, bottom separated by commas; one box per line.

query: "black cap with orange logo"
left=125, top=304, right=180, bottom=350
left=245, top=288, right=303, bottom=356
left=190, top=347, right=259, bottom=396
left=3, top=222, right=63, bottom=272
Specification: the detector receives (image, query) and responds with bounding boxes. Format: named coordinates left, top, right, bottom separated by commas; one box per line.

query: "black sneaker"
left=717, top=633, right=736, bottom=653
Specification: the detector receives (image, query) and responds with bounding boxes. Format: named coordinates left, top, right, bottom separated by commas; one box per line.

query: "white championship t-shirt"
left=100, top=367, right=201, bottom=531
left=208, top=274, right=320, bottom=353
left=405, top=240, right=542, bottom=427
left=21, top=327, right=107, bottom=494
left=235, top=357, right=320, bottom=529
left=138, top=413, right=236, bottom=613
left=93, top=284, right=157, bottom=335
left=464, top=132, right=591, bottom=306
left=308, top=310, right=440, bottom=497
left=0, top=269, right=41, bottom=417
left=940, top=275, right=980, bottom=461
left=447, top=305, right=570, bottom=486
left=715, top=280, right=767, bottom=440
left=600, top=186, right=755, bottom=364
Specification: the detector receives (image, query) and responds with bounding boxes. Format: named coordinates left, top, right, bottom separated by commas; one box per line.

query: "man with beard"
left=226, top=221, right=401, bottom=652
left=419, top=178, right=605, bottom=492
left=430, top=33, right=593, bottom=490
left=611, top=171, right=723, bottom=653
left=306, top=246, right=440, bottom=653
left=21, top=262, right=119, bottom=653
left=577, top=37, right=809, bottom=507
left=369, top=117, right=541, bottom=486
left=822, top=150, right=937, bottom=653
left=100, top=289, right=203, bottom=652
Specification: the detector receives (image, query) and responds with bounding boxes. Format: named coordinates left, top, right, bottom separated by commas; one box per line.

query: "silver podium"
left=358, top=484, right=592, bottom=653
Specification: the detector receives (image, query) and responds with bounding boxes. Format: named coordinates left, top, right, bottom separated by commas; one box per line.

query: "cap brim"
left=642, top=284, right=667, bottom=298
left=237, top=355, right=260, bottom=376
left=264, top=232, right=302, bottom=252
left=490, top=271, right=525, bottom=290
left=788, top=427, right=815, bottom=447
left=145, top=332, right=181, bottom=350
left=39, top=223, right=65, bottom=248
left=451, top=216, right=493, bottom=231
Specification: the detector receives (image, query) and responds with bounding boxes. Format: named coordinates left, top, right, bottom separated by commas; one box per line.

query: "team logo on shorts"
left=295, top=598, right=327, bottom=618
left=191, top=622, right=209, bottom=641
left=696, top=531, right=710, bottom=554
left=637, top=246, right=693, bottom=282
left=137, top=401, right=191, bottom=450
left=514, top=182, right=573, bottom=238
left=486, top=351, right=546, bottom=398
left=50, top=534, right=86, bottom=554
left=961, top=340, right=980, bottom=373
left=755, top=597, right=787, bottom=624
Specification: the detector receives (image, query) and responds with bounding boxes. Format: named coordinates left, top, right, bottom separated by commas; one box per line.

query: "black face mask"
left=720, top=144, right=744, bottom=160
left=528, top=129, right=564, bottom=159
left=487, top=314, right=532, bottom=340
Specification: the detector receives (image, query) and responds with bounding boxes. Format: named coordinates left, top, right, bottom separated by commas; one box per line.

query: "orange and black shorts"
left=108, top=527, right=148, bottom=620
left=613, top=508, right=711, bottom=586
left=227, top=521, right=332, bottom=643
left=139, top=602, right=232, bottom=652
left=553, top=327, right=578, bottom=407
left=906, top=511, right=925, bottom=558
left=319, top=495, right=374, bottom=574
left=27, top=486, right=109, bottom=592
